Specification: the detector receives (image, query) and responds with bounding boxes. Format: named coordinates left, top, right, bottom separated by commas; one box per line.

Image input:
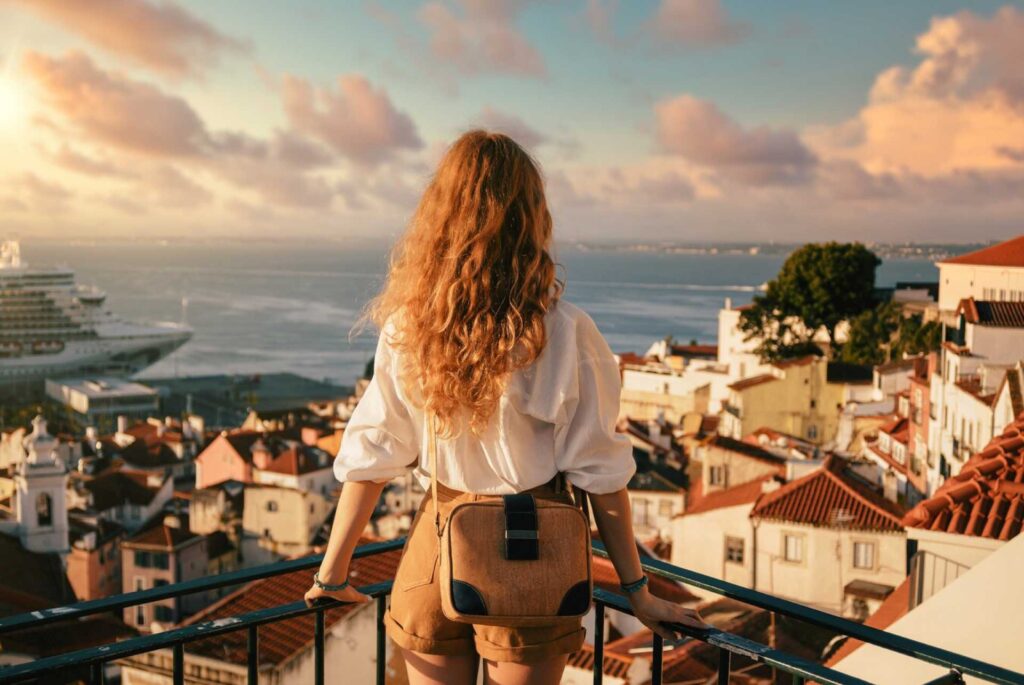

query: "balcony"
left=0, top=539, right=1019, bottom=685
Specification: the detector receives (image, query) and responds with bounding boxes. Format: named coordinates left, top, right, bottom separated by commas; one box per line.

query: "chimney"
left=84, top=426, right=98, bottom=444
left=882, top=469, right=899, bottom=503
left=761, top=477, right=782, bottom=494
left=301, top=425, right=320, bottom=447
left=251, top=438, right=273, bottom=470
left=163, top=514, right=181, bottom=529
left=117, top=415, right=128, bottom=434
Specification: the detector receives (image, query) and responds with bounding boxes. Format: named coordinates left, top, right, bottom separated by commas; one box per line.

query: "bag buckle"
left=503, top=494, right=539, bottom=560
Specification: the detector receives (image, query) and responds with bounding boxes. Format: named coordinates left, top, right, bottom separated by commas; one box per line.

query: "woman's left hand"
left=304, top=581, right=372, bottom=608
left=628, top=590, right=711, bottom=641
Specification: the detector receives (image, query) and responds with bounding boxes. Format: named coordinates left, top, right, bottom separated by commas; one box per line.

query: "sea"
left=23, top=240, right=939, bottom=388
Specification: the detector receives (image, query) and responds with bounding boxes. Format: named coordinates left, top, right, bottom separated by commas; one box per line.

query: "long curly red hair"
left=357, top=130, right=563, bottom=438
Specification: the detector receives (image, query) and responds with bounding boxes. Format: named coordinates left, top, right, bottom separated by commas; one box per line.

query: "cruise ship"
left=0, top=240, right=192, bottom=401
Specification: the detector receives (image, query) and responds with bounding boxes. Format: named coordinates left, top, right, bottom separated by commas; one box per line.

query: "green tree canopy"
left=841, top=302, right=942, bottom=365
left=740, top=242, right=881, bottom=361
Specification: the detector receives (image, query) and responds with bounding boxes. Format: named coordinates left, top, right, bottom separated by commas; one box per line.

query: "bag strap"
left=428, top=411, right=442, bottom=538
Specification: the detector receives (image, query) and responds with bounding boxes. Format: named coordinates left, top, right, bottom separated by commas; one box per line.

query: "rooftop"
left=123, top=516, right=200, bottom=550
left=751, top=455, right=906, bottom=531
left=683, top=474, right=781, bottom=516
left=958, top=297, right=1024, bottom=328
left=903, top=415, right=1024, bottom=540
left=76, top=469, right=166, bottom=511
left=47, top=376, right=158, bottom=399
left=939, top=235, right=1024, bottom=268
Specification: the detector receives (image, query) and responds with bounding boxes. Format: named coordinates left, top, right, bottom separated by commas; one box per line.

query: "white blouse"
left=332, top=299, right=637, bottom=495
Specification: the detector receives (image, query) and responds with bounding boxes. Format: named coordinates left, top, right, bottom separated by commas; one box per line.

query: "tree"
left=840, top=302, right=943, bottom=366
left=740, top=242, right=881, bottom=361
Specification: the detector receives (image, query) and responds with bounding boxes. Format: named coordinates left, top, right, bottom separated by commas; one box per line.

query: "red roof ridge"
left=939, top=235, right=1024, bottom=268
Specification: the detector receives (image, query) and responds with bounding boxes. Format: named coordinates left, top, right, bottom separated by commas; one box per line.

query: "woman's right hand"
left=628, top=589, right=711, bottom=641
left=303, top=569, right=372, bottom=608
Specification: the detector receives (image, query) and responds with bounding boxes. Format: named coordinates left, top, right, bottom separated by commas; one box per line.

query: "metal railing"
left=0, top=539, right=1021, bottom=685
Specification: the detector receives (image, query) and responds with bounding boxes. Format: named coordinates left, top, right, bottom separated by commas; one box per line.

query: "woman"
left=305, top=130, right=707, bottom=685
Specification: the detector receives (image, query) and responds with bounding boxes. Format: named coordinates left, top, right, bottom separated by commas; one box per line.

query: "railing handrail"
left=0, top=539, right=1020, bottom=684
left=591, top=542, right=1024, bottom=685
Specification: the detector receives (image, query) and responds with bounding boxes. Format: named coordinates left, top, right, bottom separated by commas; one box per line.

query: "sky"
left=0, top=0, right=1022, bottom=244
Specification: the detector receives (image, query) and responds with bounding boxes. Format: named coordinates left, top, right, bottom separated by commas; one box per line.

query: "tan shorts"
left=384, top=478, right=587, bottom=663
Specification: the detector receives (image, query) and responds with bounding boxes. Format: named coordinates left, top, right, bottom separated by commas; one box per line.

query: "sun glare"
left=0, top=76, right=27, bottom=129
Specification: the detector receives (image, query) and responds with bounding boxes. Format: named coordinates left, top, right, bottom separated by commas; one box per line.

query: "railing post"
left=89, top=661, right=104, bottom=685
left=173, top=643, right=184, bottom=685
left=247, top=625, right=258, bottom=685
left=717, top=648, right=730, bottom=685
left=651, top=633, right=663, bottom=685
left=376, top=595, right=387, bottom=685
left=314, top=608, right=325, bottom=685
left=593, top=602, right=605, bottom=685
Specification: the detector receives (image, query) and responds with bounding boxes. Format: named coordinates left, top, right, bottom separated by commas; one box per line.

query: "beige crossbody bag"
left=427, top=413, right=593, bottom=627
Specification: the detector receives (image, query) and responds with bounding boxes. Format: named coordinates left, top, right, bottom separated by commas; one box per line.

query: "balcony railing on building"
left=0, top=539, right=1021, bottom=685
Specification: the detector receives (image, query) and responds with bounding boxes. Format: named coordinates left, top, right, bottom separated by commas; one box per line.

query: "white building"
left=902, top=413, right=1024, bottom=607
left=927, top=297, right=1024, bottom=491
left=44, top=377, right=160, bottom=433
left=0, top=416, right=70, bottom=554
left=671, top=474, right=782, bottom=599
left=935, top=234, right=1024, bottom=312
left=748, top=455, right=908, bottom=619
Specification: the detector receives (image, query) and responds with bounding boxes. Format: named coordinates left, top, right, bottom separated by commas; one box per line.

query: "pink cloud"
left=417, top=0, right=546, bottom=77
left=2, top=173, right=74, bottom=214
left=471, top=106, right=547, bottom=149
left=655, top=95, right=815, bottom=185
left=646, top=0, right=749, bottom=49
left=23, top=50, right=210, bottom=156
left=281, top=74, right=423, bottom=166
left=5, top=0, right=247, bottom=78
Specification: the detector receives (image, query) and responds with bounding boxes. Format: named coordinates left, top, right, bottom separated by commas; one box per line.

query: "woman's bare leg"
left=400, top=648, right=479, bottom=685
left=483, top=654, right=569, bottom=685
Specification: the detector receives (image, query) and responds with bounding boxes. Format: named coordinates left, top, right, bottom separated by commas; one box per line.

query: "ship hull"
left=0, top=326, right=191, bottom=403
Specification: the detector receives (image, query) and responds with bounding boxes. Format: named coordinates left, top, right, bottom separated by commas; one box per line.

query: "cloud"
left=416, top=0, right=546, bottom=77
left=645, top=0, right=749, bottom=49
left=42, top=144, right=126, bottom=176
left=4, top=0, right=247, bottom=78
left=2, top=173, right=73, bottom=213
left=23, top=50, right=210, bottom=156
left=805, top=6, right=1024, bottom=179
left=655, top=95, right=816, bottom=185
left=281, top=74, right=423, bottom=166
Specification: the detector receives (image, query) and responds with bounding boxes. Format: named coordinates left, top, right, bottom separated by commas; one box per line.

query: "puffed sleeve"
left=333, top=327, right=419, bottom=484
left=553, top=326, right=636, bottom=494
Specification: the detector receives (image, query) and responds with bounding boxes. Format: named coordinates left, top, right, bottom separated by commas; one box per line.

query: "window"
left=853, top=541, right=875, bottom=569
left=136, top=606, right=145, bottom=626
left=725, top=536, right=744, bottom=564
left=266, top=501, right=278, bottom=513
left=631, top=499, right=650, bottom=526
left=807, top=425, right=818, bottom=440
left=783, top=534, right=803, bottom=563
left=708, top=465, right=726, bottom=487
left=134, top=551, right=152, bottom=568
left=152, top=553, right=169, bottom=570
left=36, top=493, right=53, bottom=527
left=810, top=399, right=817, bottom=409
left=658, top=500, right=675, bottom=518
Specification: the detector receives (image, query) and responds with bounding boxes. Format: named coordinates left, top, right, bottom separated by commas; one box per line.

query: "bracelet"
left=620, top=574, right=649, bottom=594
left=313, top=570, right=350, bottom=592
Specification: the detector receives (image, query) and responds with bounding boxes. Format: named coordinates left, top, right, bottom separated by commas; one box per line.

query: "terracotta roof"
left=119, top=437, right=181, bottom=469
left=903, top=415, right=1024, bottom=540
left=566, top=641, right=635, bottom=679
left=181, top=541, right=402, bottom=667
left=751, top=455, right=906, bottom=531
left=728, top=373, right=777, bottom=391
left=704, top=435, right=787, bottom=465
left=939, top=235, right=1024, bottom=267
left=955, top=375, right=998, bottom=407
left=958, top=297, right=1024, bottom=328
left=669, top=344, right=718, bottom=358
left=261, top=445, right=332, bottom=476
left=878, top=416, right=909, bottom=442
left=683, top=474, right=780, bottom=516
left=124, top=519, right=200, bottom=550
left=825, top=577, right=910, bottom=667
left=78, top=470, right=163, bottom=511
left=591, top=555, right=698, bottom=604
